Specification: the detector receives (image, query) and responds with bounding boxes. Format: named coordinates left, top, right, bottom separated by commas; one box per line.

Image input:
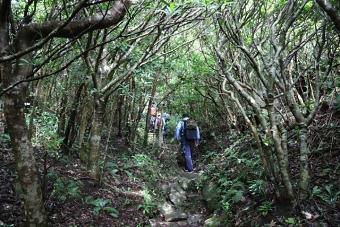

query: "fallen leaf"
left=301, top=210, right=312, bottom=219
left=269, top=220, right=276, bottom=227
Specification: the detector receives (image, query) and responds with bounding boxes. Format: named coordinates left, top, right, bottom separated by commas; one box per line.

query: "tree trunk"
left=267, top=98, right=296, bottom=205
left=131, top=97, right=146, bottom=146
left=124, top=90, right=132, bottom=143
left=218, top=90, right=237, bottom=128
left=298, top=125, right=310, bottom=198
left=126, top=77, right=136, bottom=143
left=88, top=97, right=104, bottom=179
left=2, top=88, right=47, bottom=226
left=78, top=94, right=90, bottom=163
left=315, top=0, right=340, bottom=32
left=285, top=80, right=312, bottom=199
left=62, top=83, right=84, bottom=153
left=0, top=30, right=46, bottom=227
left=117, top=94, right=124, bottom=137
left=57, top=78, right=69, bottom=138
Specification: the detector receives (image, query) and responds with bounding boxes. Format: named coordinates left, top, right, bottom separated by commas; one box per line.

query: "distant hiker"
left=150, top=103, right=157, bottom=131
left=162, top=113, right=169, bottom=135
left=151, top=103, right=157, bottom=117
left=175, top=113, right=200, bottom=172
left=150, top=115, right=156, bottom=131
left=152, top=113, right=162, bottom=139
left=1, top=112, right=7, bottom=134
left=1, top=113, right=5, bottom=122
left=154, top=113, right=162, bottom=132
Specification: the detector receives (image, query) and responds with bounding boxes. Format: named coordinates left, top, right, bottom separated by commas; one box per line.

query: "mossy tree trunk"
left=267, top=95, right=296, bottom=203
left=0, top=3, right=46, bottom=223
left=88, top=96, right=104, bottom=179
left=78, top=92, right=91, bottom=163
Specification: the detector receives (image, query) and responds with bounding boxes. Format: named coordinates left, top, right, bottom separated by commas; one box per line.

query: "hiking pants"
left=182, top=143, right=194, bottom=171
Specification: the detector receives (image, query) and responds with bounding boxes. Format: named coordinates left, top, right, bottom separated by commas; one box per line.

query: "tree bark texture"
left=57, top=78, right=70, bottom=138
left=0, top=3, right=46, bottom=223
left=224, top=90, right=271, bottom=178
left=78, top=96, right=91, bottom=163
left=298, top=126, right=310, bottom=198
left=88, top=98, right=104, bottom=179
left=131, top=97, right=146, bottom=145
left=267, top=99, right=296, bottom=205
left=117, top=94, right=124, bottom=137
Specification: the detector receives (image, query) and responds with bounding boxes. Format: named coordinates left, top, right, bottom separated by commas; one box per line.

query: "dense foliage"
left=0, top=0, right=339, bottom=226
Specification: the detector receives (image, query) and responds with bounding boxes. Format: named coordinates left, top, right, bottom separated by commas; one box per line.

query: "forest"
left=0, top=0, right=339, bottom=226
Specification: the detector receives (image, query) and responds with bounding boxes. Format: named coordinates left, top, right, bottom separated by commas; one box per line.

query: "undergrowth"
left=194, top=121, right=340, bottom=226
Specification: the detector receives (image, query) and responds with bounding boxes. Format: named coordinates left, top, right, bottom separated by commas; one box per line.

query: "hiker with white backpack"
left=175, top=113, right=200, bottom=172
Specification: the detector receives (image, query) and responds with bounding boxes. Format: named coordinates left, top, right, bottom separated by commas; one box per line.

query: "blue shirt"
left=174, top=118, right=200, bottom=144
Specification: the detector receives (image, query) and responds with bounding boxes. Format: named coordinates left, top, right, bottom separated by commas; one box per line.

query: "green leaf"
left=91, top=198, right=109, bottom=207
left=124, top=170, right=133, bottom=178
left=105, top=162, right=118, bottom=168
left=103, top=206, right=119, bottom=214
left=169, top=2, right=175, bottom=11
left=69, top=186, right=79, bottom=193
left=85, top=196, right=93, bottom=203
left=312, top=186, right=321, bottom=194
left=233, top=190, right=243, bottom=202
left=59, top=195, right=67, bottom=201
left=98, top=160, right=105, bottom=166
left=110, top=169, right=119, bottom=174
left=109, top=212, right=119, bottom=218
left=93, top=207, right=101, bottom=215
left=231, top=181, right=245, bottom=189
left=285, top=218, right=296, bottom=224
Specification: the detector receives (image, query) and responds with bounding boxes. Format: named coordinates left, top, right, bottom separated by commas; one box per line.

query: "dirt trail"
left=147, top=134, right=209, bottom=227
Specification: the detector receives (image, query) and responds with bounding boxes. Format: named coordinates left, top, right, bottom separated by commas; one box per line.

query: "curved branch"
left=0, top=0, right=130, bottom=63
left=315, top=0, right=340, bottom=32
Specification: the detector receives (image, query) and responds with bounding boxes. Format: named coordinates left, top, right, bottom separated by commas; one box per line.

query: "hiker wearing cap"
left=174, top=113, right=200, bottom=172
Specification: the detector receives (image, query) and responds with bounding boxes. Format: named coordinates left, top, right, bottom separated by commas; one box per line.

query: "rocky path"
left=150, top=170, right=206, bottom=226
left=147, top=137, right=209, bottom=227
